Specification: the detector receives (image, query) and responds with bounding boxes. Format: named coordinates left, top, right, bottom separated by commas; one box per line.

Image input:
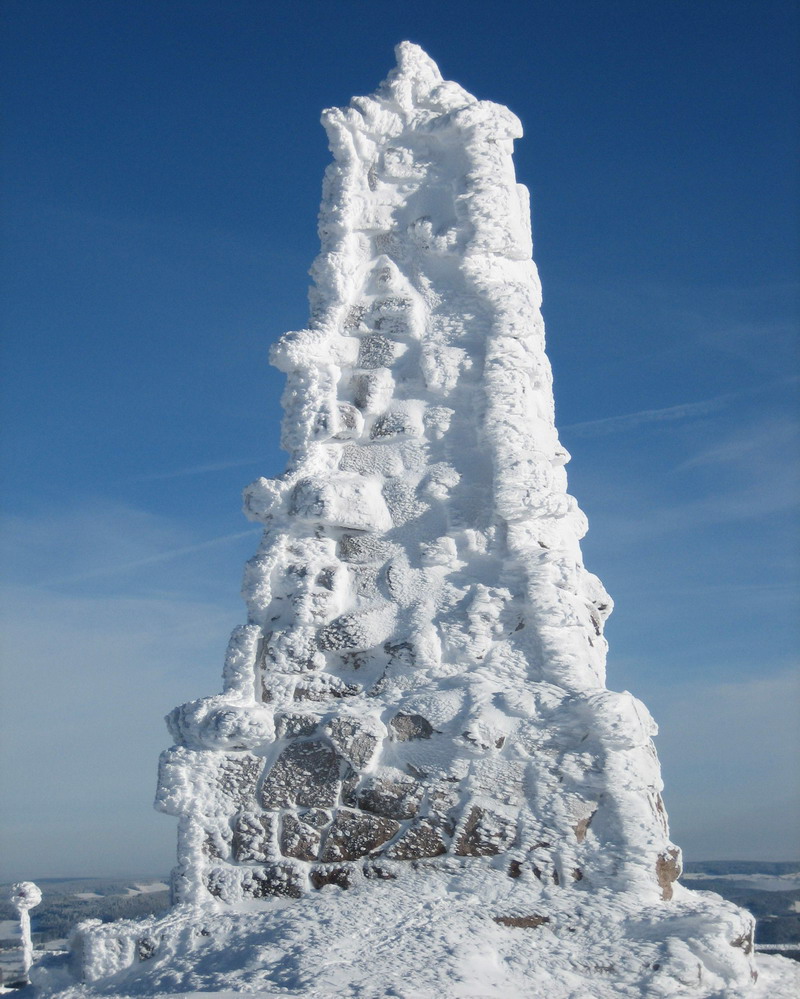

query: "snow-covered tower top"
left=157, top=42, right=687, bottom=916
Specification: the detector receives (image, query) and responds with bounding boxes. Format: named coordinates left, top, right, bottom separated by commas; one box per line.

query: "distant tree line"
left=0, top=892, right=170, bottom=943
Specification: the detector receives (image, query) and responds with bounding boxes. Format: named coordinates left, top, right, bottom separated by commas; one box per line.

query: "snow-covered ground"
left=28, top=873, right=799, bottom=998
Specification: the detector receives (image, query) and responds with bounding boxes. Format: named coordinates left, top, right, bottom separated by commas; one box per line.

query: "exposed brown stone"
left=320, top=808, right=400, bottom=862
left=275, top=713, right=319, bottom=738
left=454, top=805, right=517, bottom=857
left=260, top=740, right=342, bottom=809
left=136, top=936, right=158, bottom=961
left=242, top=864, right=303, bottom=899
left=302, top=808, right=332, bottom=828
left=357, top=776, right=423, bottom=820
left=309, top=866, right=353, bottom=890
left=327, top=717, right=379, bottom=769
left=656, top=848, right=682, bottom=901
left=216, top=754, right=263, bottom=806
left=280, top=814, right=321, bottom=861
left=573, top=807, right=596, bottom=843
left=386, top=818, right=448, bottom=860
left=232, top=812, right=275, bottom=863
left=493, top=915, right=550, bottom=929
left=341, top=764, right=360, bottom=807
left=389, top=712, right=434, bottom=741
left=730, top=929, right=755, bottom=956
left=508, top=860, right=523, bottom=879
left=572, top=868, right=584, bottom=882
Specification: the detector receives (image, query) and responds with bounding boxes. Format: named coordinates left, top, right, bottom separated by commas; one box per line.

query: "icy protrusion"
left=1, top=882, right=41, bottom=987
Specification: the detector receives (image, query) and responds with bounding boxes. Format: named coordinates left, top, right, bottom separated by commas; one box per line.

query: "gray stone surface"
left=260, top=741, right=342, bottom=809
left=389, top=713, right=434, bottom=741
left=320, top=808, right=400, bottom=862
left=242, top=864, right=303, bottom=899
left=327, top=717, right=379, bottom=769
left=217, top=754, right=263, bottom=806
left=357, top=777, right=423, bottom=820
left=232, top=812, right=275, bottom=863
left=454, top=805, right=517, bottom=857
left=386, top=818, right=448, bottom=859
left=280, top=814, right=322, bottom=862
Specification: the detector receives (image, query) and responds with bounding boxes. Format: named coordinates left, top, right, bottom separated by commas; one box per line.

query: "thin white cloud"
left=562, top=394, right=733, bottom=438
left=676, top=414, right=800, bottom=472
left=46, top=527, right=262, bottom=585
left=563, top=376, right=798, bottom=440
left=132, top=458, right=263, bottom=481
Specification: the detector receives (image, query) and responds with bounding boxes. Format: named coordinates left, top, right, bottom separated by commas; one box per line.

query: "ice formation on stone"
left=54, top=43, right=793, bottom=998
left=1, top=882, right=41, bottom=987
left=156, top=38, right=676, bottom=909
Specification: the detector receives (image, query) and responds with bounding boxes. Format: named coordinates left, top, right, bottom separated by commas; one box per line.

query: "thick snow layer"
left=39, top=41, right=783, bottom=996
left=32, top=874, right=799, bottom=998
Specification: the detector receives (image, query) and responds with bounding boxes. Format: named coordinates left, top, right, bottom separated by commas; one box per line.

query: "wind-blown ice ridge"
left=41, top=41, right=799, bottom=998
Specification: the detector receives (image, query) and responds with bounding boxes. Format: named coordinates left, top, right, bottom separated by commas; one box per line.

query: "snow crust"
left=41, top=41, right=783, bottom=997
left=32, top=875, right=800, bottom=999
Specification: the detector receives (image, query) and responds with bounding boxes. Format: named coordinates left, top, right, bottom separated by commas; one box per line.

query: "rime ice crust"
left=123, top=42, right=763, bottom=995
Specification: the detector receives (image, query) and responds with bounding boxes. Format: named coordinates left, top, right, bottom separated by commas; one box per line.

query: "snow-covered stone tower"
left=140, top=44, right=762, bottom=995
left=159, top=42, right=690, bottom=902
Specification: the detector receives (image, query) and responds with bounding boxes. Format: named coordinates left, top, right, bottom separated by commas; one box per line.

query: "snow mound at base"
left=32, top=870, right=798, bottom=998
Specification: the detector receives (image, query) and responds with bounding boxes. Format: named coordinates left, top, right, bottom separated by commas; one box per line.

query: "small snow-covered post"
left=9, top=882, right=42, bottom=985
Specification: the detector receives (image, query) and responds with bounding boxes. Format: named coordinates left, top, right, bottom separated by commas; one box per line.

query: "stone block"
left=280, top=814, right=322, bottom=861
left=454, top=805, right=517, bottom=857
left=275, top=713, right=319, bottom=739
left=242, top=864, right=303, bottom=899
left=327, top=717, right=380, bottom=769
left=357, top=776, right=423, bottom=820
left=260, top=740, right=342, bottom=809
left=217, top=754, right=263, bottom=807
left=390, top=712, right=434, bottom=741
left=358, top=333, right=395, bottom=369
left=320, top=808, right=400, bottom=862
left=493, top=915, right=550, bottom=929
left=386, top=818, right=448, bottom=859
left=656, top=847, right=682, bottom=901
left=309, top=866, right=354, bottom=890
left=301, top=808, right=332, bottom=828
left=293, top=674, right=361, bottom=700
left=337, top=534, right=393, bottom=565
left=232, top=811, right=275, bottom=863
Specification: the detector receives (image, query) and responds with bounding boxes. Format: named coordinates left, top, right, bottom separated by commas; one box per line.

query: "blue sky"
left=1, top=0, right=798, bottom=878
